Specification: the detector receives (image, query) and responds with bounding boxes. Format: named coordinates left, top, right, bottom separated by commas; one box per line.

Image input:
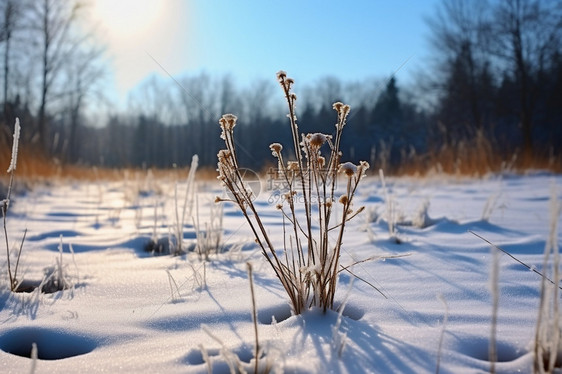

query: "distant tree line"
left=1, top=0, right=561, bottom=173
left=70, top=73, right=429, bottom=172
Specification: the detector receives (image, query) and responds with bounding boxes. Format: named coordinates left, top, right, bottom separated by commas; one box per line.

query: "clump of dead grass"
left=216, top=71, right=370, bottom=314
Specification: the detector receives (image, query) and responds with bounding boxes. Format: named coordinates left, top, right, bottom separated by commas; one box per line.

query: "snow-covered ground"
left=0, top=172, right=560, bottom=373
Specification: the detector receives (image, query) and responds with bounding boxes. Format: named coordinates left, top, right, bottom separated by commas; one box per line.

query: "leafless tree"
left=63, top=40, right=107, bottom=162
left=488, top=0, right=562, bottom=155
left=0, top=0, right=20, bottom=132
left=27, top=0, right=85, bottom=153
left=425, top=0, right=492, bottom=134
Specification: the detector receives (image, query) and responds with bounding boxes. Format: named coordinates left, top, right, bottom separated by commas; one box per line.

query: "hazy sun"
left=92, top=0, right=164, bottom=39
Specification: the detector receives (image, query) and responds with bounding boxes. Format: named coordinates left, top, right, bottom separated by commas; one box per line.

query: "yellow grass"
left=1, top=142, right=560, bottom=184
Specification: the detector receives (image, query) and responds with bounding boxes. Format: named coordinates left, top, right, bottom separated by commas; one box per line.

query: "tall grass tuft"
left=172, top=154, right=198, bottom=255
left=2, top=118, right=24, bottom=292
left=534, top=186, right=561, bottom=373
left=216, top=71, right=369, bottom=314
left=194, top=196, right=225, bottom=261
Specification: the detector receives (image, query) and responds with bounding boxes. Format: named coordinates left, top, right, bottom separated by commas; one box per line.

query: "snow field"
left=0, top=173, right=560, bottom=373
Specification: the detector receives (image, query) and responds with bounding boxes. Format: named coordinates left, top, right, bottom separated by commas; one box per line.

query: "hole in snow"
left=334, top=301, right=365, bottom=321
left=258, top=304, right=293, bottom=324
left=13, top=279, right=42, bottom=293
left=0, top=327, right=97, bottom=360
left=258, top=301, right=364, bottom=324
left=231, top=345, right=253, bottom=363
left=13, top=275, right=71, bottom=294
left=184, top=348, right=206, bottom=365
left=457, top=336, right=524, bottom=363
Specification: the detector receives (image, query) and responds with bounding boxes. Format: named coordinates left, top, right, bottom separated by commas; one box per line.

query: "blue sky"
left=89, top=0, right=439, bottom=109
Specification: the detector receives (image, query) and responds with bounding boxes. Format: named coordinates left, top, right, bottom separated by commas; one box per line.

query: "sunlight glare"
left=92, top=0, right=164, bottom=39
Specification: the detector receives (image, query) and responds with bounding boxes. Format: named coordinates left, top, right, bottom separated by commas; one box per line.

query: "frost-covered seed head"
left=276, top=70, right=287, bottom=82
left=333, top=102, right=351, bottom=130
left=219, top=114, right=237, bottom=130
left=287, top=161, right=299, bottom=171
left=318, top=156, right=326, bottom=168
left=217, top=149, right=231, bottom=161
left=333, top=102, right=350, bottom=117
left=338, top=162, right=357, bottom=177
left=269, top=143, right=283, bottom=155
left=307, top=133, right=328, bottom=148
left=333, top=102, right=344, bottom=112
left=286, top=78, right=294, bottom=89
left=357, top=160, right=370, bottom=177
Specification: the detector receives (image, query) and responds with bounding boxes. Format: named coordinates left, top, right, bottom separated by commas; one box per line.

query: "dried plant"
left=216, top=71, right=369, bottom=314
left=41, top=235, right=74, bottom=294
left=2, top=118, right=25, bottom=292
left=534, top=187, right=561, bottom=374
left=194, top=196, right=225, bottom=261
left=172, top=154, right=198, bottom=255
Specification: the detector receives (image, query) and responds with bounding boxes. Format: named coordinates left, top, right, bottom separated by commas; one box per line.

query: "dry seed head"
left=286, top=78, right=295, bottom=89
left=217, top=149, right=231, bottom=162
left=333, top=102, right=344, bottom=112
left=219, top=114, right=237, bottom=130
left=339, top=195, right=349, bottom=205
left=338, top=161, right=357, bottom=177
left=333, top=102, right=351, bottom=130
left=307, top=133, right=328, bottom=148
left=269, top=143, right=283, bottom=155
left=287, top=161, right=299, bottom=171
left=276, top=70, right=287, bottom=82
left=332, top=102, right=350, bottom=117
left=358, top=160, right=370, bottom=177
left=275, top=203, right=283, bottom=210
left=342, top=104, right=350, bottom=117
left=318, top=156, right=326, bottom=168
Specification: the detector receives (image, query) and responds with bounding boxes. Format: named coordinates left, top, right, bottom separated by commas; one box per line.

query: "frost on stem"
left=218, top=114, right=237, bottom=140
left=7, top=118, right=21, bottom=173
left=333, top=102, right=350, bottom=130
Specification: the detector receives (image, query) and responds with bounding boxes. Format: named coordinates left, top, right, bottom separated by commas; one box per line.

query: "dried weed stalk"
left=2, top=118, right=24, bottom=292
left=216, top=71, right=369, bottom=314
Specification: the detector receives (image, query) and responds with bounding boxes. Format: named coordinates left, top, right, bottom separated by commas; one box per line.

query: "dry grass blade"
left=2, top=118, right=22, bottom=292
left=247, top=262, right=260, bottom=374
left=470, top=230, right=561, bottom=290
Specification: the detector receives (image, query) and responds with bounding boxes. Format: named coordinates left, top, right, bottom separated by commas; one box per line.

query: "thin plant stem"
left=3, top=118, right=21, bottom=291
left=247, top=263, right=260, bottom=374
left=470, top=231, right=561, bottom=290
